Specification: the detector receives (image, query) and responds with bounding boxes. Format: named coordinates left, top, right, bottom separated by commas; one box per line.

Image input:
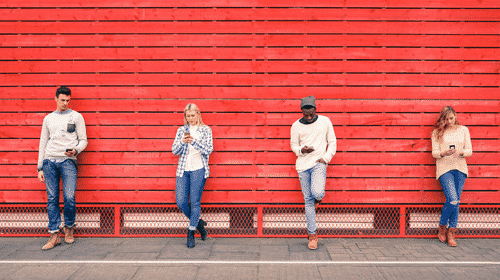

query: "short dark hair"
left=56, top=86, right=71, bottom=98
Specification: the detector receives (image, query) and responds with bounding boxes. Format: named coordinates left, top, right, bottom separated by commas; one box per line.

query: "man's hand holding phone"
left=301, top=145, right=315, bottom=154
left=64, top=148, right=76, bottom=157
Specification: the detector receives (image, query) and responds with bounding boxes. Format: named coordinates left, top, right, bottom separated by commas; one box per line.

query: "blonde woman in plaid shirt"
left=172, top=103, right=213, bottom=248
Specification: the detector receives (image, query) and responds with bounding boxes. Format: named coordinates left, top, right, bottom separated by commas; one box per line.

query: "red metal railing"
left=1, top=204, right=499, bottom=238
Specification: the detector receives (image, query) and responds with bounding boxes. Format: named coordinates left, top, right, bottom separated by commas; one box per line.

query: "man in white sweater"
left=37, top=86, right=88, bottom=250
left=290, top=96, right=336, bottom=250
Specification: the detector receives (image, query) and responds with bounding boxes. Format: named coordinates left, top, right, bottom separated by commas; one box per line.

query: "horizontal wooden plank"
left=5, top=22, right=500, bottom=35
left=2, top=100, right=499, bottom=113
left=2, top=73, right=499, bottom=87
left=4, top=177, right=499, bottom=191
left=2, top=164, right=498, bottom=179
left=4, top=125, right=499, bottom=140
left=2, top=35, right=499, bottom=47
left=3, top=61, right=498, bottom=74
left=2, top=8, right=499, bottom=21
left=3, top=87, right=500, bottom=100
left=2, top=113, right=499, bottom=128
left=1, top=138, right=498, bottom=153
left=0, top=189, right=497, bottom=204
left=3, top=47, right=499, bottom=61
left=2, top=0, right=499, bottom=9
left=2, top=150, right=498, bottom=166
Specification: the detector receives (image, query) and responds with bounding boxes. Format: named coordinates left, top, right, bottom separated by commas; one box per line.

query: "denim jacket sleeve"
left=191, top=126, right=213, bottom=156
left=172, top=126, right=188, bottom=156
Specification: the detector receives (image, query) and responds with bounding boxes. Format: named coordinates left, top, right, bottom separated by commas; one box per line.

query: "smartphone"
left=449, top=145, right=455, bottom=150
left=66, top=149, right=73, bottom=152
left=184, top=132, right=191, bottom=137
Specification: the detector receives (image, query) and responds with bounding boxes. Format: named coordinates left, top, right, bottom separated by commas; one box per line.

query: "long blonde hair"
left=432, top=106, right=460, bottom=140
left=183, top=103, right=205, bottom=126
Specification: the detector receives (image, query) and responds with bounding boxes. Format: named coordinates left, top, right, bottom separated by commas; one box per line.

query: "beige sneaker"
left=308, top=233, right=318, bottom=250
left=42, top=233, right=61, bottom=250
left=63, top=227, right=75, bottom=244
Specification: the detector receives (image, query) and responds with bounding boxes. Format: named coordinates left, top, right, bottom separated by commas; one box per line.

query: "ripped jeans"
left=438, top=170, right=467, bottom=228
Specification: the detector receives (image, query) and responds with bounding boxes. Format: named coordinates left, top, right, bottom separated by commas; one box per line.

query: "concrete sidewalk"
left=0, top=236, right=499, bottom=279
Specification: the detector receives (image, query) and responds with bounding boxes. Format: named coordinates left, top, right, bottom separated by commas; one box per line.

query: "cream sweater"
left=290, top=115, right=337, bottom=172
left=431, top=125, right=472, bottom=179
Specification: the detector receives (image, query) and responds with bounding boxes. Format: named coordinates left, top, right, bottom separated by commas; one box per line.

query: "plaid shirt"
left=172, top=124, right=213, bottom=178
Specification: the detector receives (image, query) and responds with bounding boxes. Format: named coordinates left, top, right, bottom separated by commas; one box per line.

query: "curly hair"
left=432, top=106, right=460, bottom=140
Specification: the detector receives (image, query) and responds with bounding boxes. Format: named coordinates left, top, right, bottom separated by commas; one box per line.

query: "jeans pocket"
left=67, top=123, right=76, bottom=133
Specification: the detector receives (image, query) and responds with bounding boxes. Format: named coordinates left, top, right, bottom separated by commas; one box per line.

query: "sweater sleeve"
left=191, top=126, right=213, bottom=156
left=462, top=126, right=473, bottom=157
left=37, top=116, right=50, bottom=171
left=431, top=130, right=442, bottom=159
left=74, top=113, right=88, bottom=154
left=172, top=126, right=187, bottom=156
left=290, top=122, right=303, bottom=157
left=322, top=117, right=337, bottom=163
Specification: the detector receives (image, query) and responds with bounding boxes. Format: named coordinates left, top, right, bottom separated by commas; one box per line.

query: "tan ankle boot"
left=308, top=233, right=318, bottom=250
left=447, top=227, right=457, bottom=247
left=42, top=233, right=61, bottom=250
left=63, top=227, right=75, bottom=244
left=438, top=224, right=448, bottom=243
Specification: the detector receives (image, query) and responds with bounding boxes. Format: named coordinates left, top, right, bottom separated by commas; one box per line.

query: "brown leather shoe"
left=42, top=233, right=61, bottom=250
left=438, top=224, right=448, bottom=243
left=447, top=227, right=458, bottom=247
left=308, top=233, right=318, bottom=250
left=314, top=199, right=322, bottom=209
left=63, top=226, right=75, bottom=244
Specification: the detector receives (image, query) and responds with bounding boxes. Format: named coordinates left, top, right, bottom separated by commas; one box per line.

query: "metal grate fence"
left=0, top=204, right=499, bottom=238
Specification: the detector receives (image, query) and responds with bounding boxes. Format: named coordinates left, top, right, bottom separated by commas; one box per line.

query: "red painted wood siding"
left=1, top=0, right=499, bottom=205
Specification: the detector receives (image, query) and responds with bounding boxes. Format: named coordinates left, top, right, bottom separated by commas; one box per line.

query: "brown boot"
left=447, top=227, right=457, bottom=247
left=438, top=224, right=448, bottom=243
left=314, top=199, right=322, bottom=209
left=42, top=233, right=61, bottom=250
left=308, top=233, right=318, bottom=250
left=63, top=226, right=75, bottom=244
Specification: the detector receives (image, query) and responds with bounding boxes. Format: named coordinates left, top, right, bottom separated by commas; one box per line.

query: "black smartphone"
left=449, top=145, right=455, bottom=150
left=66, top=149, right=73, bottom=152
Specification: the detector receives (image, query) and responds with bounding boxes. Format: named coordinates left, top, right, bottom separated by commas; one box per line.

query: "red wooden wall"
left=1, top=0, right=499, bottom=208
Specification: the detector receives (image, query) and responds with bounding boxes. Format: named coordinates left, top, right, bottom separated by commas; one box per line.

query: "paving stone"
left=0, top=264, right=25, bottom=280
left=259, top=264, right=322, bottom=279
left=114, top=243, right=165, bottom=253
left=54, top=244, right=114, bottom=260
left=132, top=266, right=199, bottom=280
left=6, top=264, right=81, bottom=280
left=289, top=245, right=331, bottom=261
left=259, top=245, right=289, bottom=260
left=196, top=265, right=258, bottom=280
left=104, top=252, right=160, bottom=260
left=69, top=264, right=139, bottom=280
left=319, top=266, right=385, bottom=280
left=210, top=245, right=260, bottom=260
left=438, top=266, right=500, bottom=280
left=157, top=244, right=211, bottom=260
left=6, top=248, right=63, bottom=260
left=378, top=266, right=448, bottom=280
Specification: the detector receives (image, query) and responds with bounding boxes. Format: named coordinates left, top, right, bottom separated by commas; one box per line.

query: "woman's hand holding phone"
left=183, top=132, right=193, bottom=144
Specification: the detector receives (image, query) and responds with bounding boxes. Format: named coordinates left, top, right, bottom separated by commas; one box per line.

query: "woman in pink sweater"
left=431, top=106, right=472, bottom=247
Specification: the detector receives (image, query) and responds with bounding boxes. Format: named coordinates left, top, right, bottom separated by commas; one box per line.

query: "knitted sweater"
left=290, top=115, right=337, bottom=172
left=431, top=125, right=472, bottom=179
left=37, top=109, right=88, bottom=171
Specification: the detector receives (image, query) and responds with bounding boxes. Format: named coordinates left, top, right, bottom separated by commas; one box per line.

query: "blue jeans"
left=42, top=159, right=78, bottom=233
left=176, top=168, right=206, bottom=230
left=298, top=162, right=327, bottom=234
left=439, top=170, right=467, bottom=228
